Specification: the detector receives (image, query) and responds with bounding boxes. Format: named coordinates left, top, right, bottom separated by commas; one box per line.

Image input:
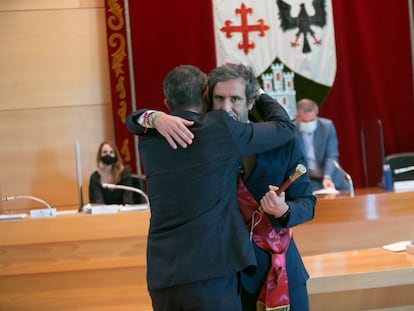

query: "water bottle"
left=383, top=164, right=393, bottom=191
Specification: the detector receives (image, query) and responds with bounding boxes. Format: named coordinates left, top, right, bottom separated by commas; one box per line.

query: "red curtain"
left=321, top=1, right=414, bottom=187
left=106, top=0, right=414, bottom=187
left=126, top=1, right=216, bottom=110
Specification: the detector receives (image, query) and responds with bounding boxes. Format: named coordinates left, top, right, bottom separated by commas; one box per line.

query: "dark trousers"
left=150, top=274, right=242, bottom=311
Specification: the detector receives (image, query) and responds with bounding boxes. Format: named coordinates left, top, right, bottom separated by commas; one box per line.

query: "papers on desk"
left=312, top=187, right=340, bottom=196
left=82, top=203, right=149, bottom=214
left=382, top=241, right=411, bottom=252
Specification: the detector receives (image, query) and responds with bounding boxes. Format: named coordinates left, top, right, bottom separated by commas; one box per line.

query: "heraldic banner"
left=213, top=0, right=336, bottom=103
left=104, top=0, right=138, bottom=175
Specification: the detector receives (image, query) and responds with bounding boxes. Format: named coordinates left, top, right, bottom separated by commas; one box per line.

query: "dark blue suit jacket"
left=127, top=94, right=295, bottom=291
left=241, top=134, right=316, bottom=293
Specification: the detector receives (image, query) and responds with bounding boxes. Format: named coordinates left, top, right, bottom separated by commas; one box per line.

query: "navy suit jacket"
left=296, top=117, right=348, bottom=190
left=241, top=134, right=316, bottom=293
left=127, top=94, right=295, bottom=291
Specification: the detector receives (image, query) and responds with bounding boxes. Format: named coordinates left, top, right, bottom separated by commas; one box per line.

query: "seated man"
left=295, top=98, right=349, bottom=191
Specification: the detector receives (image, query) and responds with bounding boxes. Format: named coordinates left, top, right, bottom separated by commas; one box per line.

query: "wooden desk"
left=305, top=248, right=414, bottom=310
left=294, top=189, right=414, bottom=310
left=0, top=211, right=152, bottom=311
left=1, top=189, right=413, bottom=310
left=294, top=189, right=414, bottom=255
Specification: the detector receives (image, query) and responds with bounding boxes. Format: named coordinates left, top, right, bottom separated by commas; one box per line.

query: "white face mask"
left=299, top=119, right=317, bottom=133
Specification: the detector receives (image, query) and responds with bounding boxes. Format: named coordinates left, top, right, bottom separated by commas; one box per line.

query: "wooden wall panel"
left=0, top=0, right=114, bottom=212
left=0, top=6, right=109, bottom=111
left=0, top=105, right=114, bottom=211
left=0, top=211, right=152, bottom=311
left=0, top=1, right=103, bottom=12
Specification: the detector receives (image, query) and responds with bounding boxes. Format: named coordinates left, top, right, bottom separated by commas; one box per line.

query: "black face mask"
left=100, top=155, right=117, bottom=165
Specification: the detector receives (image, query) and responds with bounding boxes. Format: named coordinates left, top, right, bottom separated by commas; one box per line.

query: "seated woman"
left=88, top=141, right=135, bottom=205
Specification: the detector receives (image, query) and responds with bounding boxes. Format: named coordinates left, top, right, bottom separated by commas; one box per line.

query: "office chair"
left=384, top=152, right=414, bottom=182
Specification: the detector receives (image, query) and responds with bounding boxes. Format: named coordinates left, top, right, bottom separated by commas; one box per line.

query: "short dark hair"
left=207, top=63, right=259, bottom=105
left=163, top=65, right=207, bottom=111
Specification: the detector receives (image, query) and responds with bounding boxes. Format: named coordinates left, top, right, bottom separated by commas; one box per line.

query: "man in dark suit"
left=126, top=64, right=295, bottom=311
left=128, top=66, right=316, bottom=311
left=236, top=131, right=316, bottom=311
left=295, top=98, right=349, bottom=191
left=208, top=68, right=316, bottom=311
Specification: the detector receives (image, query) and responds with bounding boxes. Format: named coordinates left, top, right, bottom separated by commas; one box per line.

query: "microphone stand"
left=333, top=160, right=354, bottom=197
left=2, top=195, right=55, bottom=217
left=101, top=183, right=150, bottom=206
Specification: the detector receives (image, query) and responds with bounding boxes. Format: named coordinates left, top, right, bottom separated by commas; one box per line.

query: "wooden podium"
left=0, top=210, right=152, bottom=311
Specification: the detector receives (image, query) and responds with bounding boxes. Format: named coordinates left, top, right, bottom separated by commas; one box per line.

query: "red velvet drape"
left=127, top=1, right=216, bottom=110
left=321, top=1, right=414, bottom=187
left=107, top=0, right=414, bottom=187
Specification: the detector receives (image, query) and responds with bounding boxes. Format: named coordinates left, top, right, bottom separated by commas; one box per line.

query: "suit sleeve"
left=269, top=136, right=316, bottom=229
left=255, top=93, right=290, bottom=123
left=254, top=93, right=295, bottom=148
left=126, top=109, right=150, bottom=135
left=283, top=138, right=316, bottom=228
left=225, top=94, right=295, bottom=156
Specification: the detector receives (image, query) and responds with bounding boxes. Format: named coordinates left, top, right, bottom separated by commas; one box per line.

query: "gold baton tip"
left=297, top=164, right=307, bottom=174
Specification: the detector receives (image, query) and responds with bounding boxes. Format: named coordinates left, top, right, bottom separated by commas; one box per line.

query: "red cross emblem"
left=220, top=3, right=270, bottom=55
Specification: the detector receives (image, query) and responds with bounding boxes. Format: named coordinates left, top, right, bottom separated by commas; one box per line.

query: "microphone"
left=333, top=160, right=354, bottom=197
left=1, top=195, right=56, bottom=217
left=101, top=183, right=150, bottom=206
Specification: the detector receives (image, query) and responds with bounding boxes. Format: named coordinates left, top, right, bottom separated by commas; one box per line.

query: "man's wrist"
left=150, top=111, right=165, bottom=128
left=275, top=204, right=290, bottom=220
left=275, top=204, right=291, bottom=227
left=137, top=110, right=165, bottom=128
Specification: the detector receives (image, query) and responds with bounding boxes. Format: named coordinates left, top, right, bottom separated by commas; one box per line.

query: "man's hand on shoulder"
left=154, top=113, right=194, bottom=149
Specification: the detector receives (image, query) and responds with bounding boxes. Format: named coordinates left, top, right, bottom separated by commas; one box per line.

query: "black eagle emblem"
left=276, top=0, right=327, bottom=53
